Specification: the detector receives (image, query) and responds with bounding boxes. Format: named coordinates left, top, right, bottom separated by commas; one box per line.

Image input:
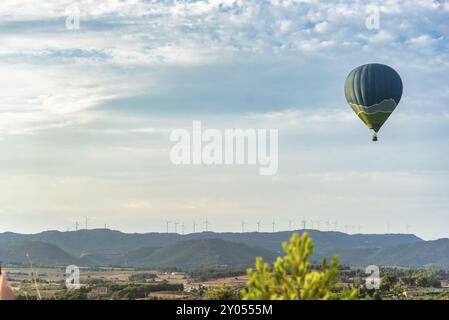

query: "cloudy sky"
left=0, top=0, right=448, bottom=239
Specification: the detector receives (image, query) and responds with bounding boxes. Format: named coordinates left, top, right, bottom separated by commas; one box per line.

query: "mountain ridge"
left=0, top=229, right=423, bottom=256
left=0, top=229, right=433, bottom=268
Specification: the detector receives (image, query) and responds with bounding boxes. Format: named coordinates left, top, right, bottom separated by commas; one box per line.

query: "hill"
left=136, top=239, right=277, bottom=269
left=1, top=229, right=440, bottom=268
left=0, top=229, right=423, bottom=258
left=79, top=247, right=160, bottom=267
left=0, top=241, right=81, bottom=266
left=338, top=238, right=449, bottom=267
left=0, top=239, right=275, bottom=269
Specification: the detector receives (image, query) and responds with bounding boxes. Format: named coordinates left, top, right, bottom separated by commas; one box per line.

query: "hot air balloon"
left=344, top=63, right=403, bottom=141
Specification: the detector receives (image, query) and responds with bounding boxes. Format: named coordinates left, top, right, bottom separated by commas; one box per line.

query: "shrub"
left=204, top=286, right=241, bottom=300
left=241, top=232, right=357, bottom=300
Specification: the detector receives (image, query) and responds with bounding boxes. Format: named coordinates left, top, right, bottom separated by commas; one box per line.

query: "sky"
left=0, top=0, right=448, bottom=240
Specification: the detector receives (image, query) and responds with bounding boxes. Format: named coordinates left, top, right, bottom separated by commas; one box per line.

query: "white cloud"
left=0, top=63, right=139, bottom=135
left=245, top=109, right=356, bottom=130
left=0, top=0, right=447, bottom=135
left=368, top=30, right=395, bottom=44
left=314, top=21, right=329, bottom=33
left=0, top=0, right=446, bottom=67
left=0, top=1, right=448, bottom=240
left=408, top=34, right=438, bottom=46
left=277, top=19, right=293, bottom=33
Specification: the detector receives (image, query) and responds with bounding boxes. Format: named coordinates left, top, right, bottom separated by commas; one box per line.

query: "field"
left=3, top=266, right=247, bottom=300
left=5, top=265, right=449, bottom=300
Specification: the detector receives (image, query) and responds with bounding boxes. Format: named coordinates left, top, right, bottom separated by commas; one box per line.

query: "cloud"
left=0, top=62, right=140, bottom=135
left=368, top=30, right=396, bottom=44
left=247, top=109, right=355, bottom=126
left=0, top=0, right=447, bottom=135
left=0, top=0, right=447, bottom=64
left=408, top=34, right=440, bottom=46
left=0, top=0, right=448, bottom=240
left=314, top=21, right=329, bottom=33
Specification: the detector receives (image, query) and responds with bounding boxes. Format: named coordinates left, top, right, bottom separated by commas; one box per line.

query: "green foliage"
left=241, top=232, right=357, bottom=300
left=380, top=275, right=400, bottom=292
left=204, top=286, right=242, bottom=300
left=189, top=267, right=246, bottom=282
left=380, top=270, right=441, bottom=297
left=53, top=288, right=89, bottom=300
left=414, top=274, right=441, bottom=288
left=128, top=273, right=158, bottom=282
left=190, top=284, right=207, bottom=298
left=50, top=280, right=184, bottom=300
left=109, top=282, right=183, bottom=299
left=111, top=284, right=150, bottom=300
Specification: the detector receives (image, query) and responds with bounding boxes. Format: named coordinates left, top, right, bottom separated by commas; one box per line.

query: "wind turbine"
left=174, top=222, right=179, bottom=234
left=272, top=220, right=276, bottom=233
left=204, top=218, right=209, bottom=232
left=406, top=224, right=411, bottom=234
left=256, top=221, right=261, bottom=232
left=181, top=222, right=185, bottom=235
left=301, top=219, right=307, bottom=230
left=165, top=220, right=171, bottom=233
left=192, top=220, right=197, bottom=233
left=288, top=220, right=293, bottom=231
left=326, top=220, right=331, bottom=231
left=241, top=220, right=246, bottom=233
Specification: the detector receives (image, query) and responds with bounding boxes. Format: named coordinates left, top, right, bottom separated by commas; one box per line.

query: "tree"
left=204, top=286, right=241, bottom=300
left=241, top=232, right=357, bottom=300
left=415, top=274, right=441, bottom=288
left=380, top=275, right=400, bottom=292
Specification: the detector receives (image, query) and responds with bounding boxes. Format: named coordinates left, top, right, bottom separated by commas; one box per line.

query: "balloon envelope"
left=344, top=63, right=403, bottom=132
